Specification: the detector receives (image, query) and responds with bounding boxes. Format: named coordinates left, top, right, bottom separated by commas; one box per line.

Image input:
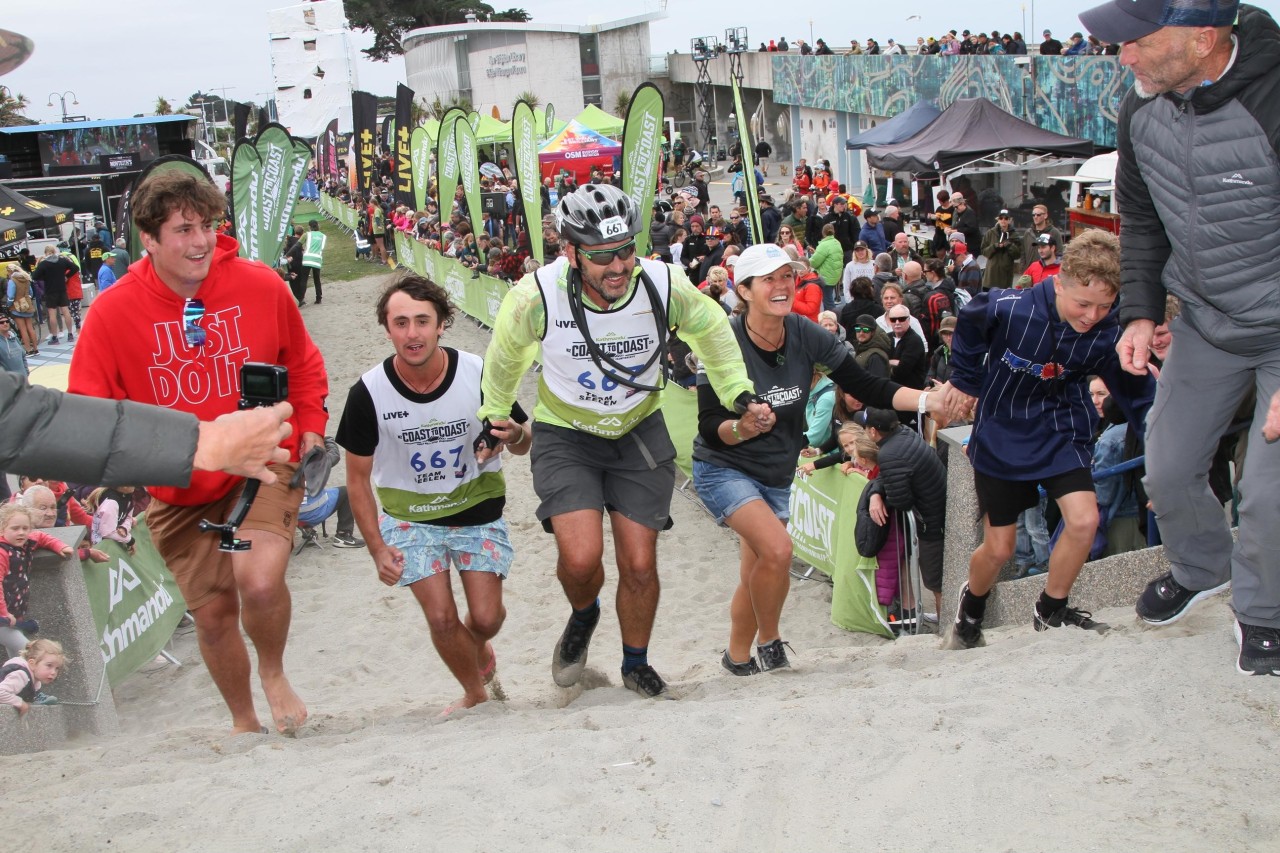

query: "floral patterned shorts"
left=379, top=515, right=514, bottom=586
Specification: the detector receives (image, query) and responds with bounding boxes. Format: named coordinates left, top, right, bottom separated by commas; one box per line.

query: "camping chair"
left=293, top=519, right=329, bottom=556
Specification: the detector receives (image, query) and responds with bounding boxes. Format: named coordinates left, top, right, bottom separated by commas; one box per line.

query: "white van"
left=194, top=139, right=231, bottom=193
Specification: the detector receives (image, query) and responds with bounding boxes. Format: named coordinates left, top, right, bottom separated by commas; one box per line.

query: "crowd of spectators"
left=751, top=28, right=1119, bottom=57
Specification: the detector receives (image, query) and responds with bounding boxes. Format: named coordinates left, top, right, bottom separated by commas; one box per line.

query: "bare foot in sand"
left=439, top=691, right=488, bottom=718
left=229, top=722, right=268, bottom=737
left=262, top=673, right=308, bottom=735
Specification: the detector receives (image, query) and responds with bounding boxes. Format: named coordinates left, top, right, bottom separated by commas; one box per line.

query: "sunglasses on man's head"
left=576, top=240, right=636, bottom=266
left=183, top=297, right=207, bottom=348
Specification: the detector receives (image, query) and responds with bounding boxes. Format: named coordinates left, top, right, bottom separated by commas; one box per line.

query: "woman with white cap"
left=692, top=242, right=948, bottom=676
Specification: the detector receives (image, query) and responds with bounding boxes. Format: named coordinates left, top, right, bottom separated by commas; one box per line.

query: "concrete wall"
left=599, top=25, right=653, bottom=114
left=0, top=527, right=119, bottom=756
left=666, top=51, right=775, bottom=91
left=937, top=427, right=1172, bottom=632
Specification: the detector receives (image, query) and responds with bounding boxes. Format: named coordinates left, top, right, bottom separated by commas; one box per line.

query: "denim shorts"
left=693, top=459, right=792, bottom=526
left=379, top=515, right=514, bottom=586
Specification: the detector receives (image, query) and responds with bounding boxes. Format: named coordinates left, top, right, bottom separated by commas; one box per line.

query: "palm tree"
left=0, top=88, right=32, bottom=127
left=155, top=96, right=173, bottom=116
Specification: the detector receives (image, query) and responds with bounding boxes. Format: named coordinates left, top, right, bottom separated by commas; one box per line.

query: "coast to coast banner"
left=621, top=83, right=664, bottom=257
left=436, top=108, right=466, bottom=217
left=455, top=117, right=482, bottom=233
left=231, top=123, right=311, bottom=263
left=510, top=100, right=542, bottom=263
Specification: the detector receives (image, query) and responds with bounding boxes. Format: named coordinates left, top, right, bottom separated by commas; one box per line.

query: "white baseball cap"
left=733, top=243, right=805, bottom=281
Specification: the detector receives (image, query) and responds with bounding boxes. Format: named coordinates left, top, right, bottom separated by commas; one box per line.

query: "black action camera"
left=239, top=363, right=289, bottom=409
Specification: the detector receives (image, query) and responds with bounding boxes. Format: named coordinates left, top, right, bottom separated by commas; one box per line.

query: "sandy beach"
left=5, top=269, right=1279, bottom=853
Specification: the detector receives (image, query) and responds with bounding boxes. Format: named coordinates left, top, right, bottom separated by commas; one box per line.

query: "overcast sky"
left=5, top=0, right=1278, bottom=123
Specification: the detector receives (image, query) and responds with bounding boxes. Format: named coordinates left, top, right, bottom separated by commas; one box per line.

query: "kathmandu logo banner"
left=411, top=126, right=431, bottom=211
left=510, top=100, right=543, bottom=262
left=231, top=123, right=312, bottom=262
left=622, top=83, right=665, bottom=257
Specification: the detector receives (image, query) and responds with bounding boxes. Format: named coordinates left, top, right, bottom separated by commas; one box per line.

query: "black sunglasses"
left=889, top=315, right=910, bottom=322
left=577, top=240, right=636, bottom=266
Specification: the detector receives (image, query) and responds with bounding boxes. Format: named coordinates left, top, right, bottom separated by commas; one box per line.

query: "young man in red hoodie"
left=68, top=170, right=329, bottom=737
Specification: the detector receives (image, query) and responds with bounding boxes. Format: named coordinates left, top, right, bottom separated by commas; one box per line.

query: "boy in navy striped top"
left=939, top=230, right=1154, bottom=648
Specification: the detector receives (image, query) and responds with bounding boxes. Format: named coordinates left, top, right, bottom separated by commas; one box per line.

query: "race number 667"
left=410, top=446, right=464, bottom=471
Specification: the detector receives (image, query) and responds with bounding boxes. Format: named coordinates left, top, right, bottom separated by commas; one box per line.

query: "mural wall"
left=770, top=55, right=1132, bottom=149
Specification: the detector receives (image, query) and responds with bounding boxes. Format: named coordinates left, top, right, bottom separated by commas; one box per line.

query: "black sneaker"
left=756, top=638, right=793, bottom=671
left=720, top=650, right=760, bottom=677
left=1235, top=620, right=1280, bottom=676
left=947, top=582, right=985, bottom=650
left=47, top=336, right=59, bottom=345
left=1033, top=600, right=1109, bottom=633
left=1136, top=572, right=1229, bottom=625
left=622, top=663, right=671, bottom=698
left=551, top=613, right=598, bottom=687
left=330, top=532, right=365, bottom=548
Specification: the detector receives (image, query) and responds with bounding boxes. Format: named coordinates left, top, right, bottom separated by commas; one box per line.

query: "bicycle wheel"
left=672, top=169, right=689, bottom=189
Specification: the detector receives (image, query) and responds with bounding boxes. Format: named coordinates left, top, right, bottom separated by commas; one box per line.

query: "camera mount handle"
left=198, top=479, right=260, bottom=552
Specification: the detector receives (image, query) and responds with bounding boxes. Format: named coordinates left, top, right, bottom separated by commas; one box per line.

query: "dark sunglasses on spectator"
left=577, top=240, right=636, bottom=266
left=184, top=297, right=207, bottom=348
left=889, top=315, right=910, bottom=322
left=854, top=325, right=872, bottom=333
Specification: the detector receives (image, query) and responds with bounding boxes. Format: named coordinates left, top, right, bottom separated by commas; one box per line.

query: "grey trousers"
left=1143, top=318, right=1280, bottom=627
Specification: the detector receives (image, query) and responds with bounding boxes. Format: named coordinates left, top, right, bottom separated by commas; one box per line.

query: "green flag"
left=621, top=83, right=665, bottom=257
left=231, top=123, right=312, bottom=262
left=511, top=100, right=544, bottom=263
left=455, top=117, right=483, bottom=235
left=411, top=126, right=431, bottom=211
left=436, top=108, right=465, bottom=218
left=731, top=79, right=762, bottom=243
left=83, top=519, right=189, bottom=686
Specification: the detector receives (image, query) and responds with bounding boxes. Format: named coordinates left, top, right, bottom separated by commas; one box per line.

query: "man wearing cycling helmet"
left=480, top=183, right=768, bottom=698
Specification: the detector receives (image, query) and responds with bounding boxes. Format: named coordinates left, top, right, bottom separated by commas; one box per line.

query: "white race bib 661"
left=599, top=216, right=628, bottom=239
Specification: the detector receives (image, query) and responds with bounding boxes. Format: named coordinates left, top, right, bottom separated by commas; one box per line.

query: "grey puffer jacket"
left=1116, top=4, right=1280, bottom=350
left=0, top=373, right=198, bottom=486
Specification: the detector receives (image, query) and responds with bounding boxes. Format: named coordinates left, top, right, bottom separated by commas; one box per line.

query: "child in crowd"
left=0, top=504, right=74, bottom=658
left=0, top=638, right=67, bottom=714
left=85, top=486, right=138, bottom=549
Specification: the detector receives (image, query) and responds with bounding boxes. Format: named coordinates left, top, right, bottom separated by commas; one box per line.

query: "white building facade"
left=268, top=0, right=360, bottom=137
left=401, top=14, right=659, bottom=118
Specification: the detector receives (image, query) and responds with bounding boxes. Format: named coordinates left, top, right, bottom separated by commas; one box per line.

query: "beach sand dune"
left=5, top=271, right=1278, bottom=852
